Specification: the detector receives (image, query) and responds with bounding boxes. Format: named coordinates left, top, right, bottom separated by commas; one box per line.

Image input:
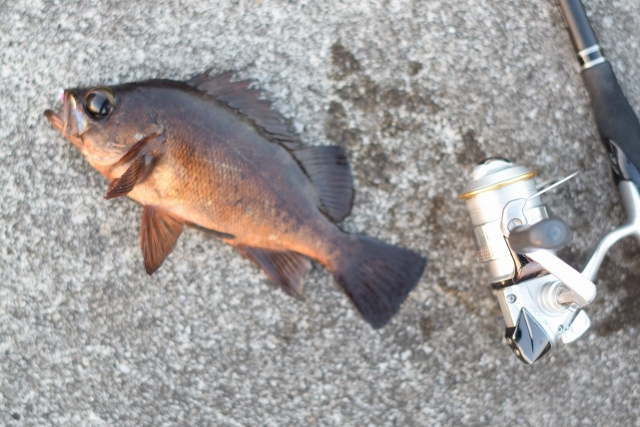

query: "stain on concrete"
left=276, top=321, right=298, bottom=345
left=409, top=61, right=423, bottom=76
left=325, top=101, right=362, bottom=148
left=404, top=84, right=439, bottom=113
left=336, top=77, right=437, bottom=114
left=330, top=42, right=361, bottom=78
left=426, top=195, right=446, bottom=236
left=380, top=111, right=424, bottom=137
left=336, top=76, right=380, bottom=112
left=380, top=88, right=407, bottom=108
left=456, top=129, right=486, bottom=166
left=594, top=239, right=640, bottom=336
left=357, top=142, right=393, bottom=189
left=326, top=42, right=438, bottom=189
left=419, top=315, right=434, bottom=340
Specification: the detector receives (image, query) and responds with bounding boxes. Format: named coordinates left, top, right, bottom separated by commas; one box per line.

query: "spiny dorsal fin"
left=186, top=70, right=300, bottom=149
left=235, top=246, right=311, bottom=298
left=105, top=155, right=154, bottom=200
left=293, top=146, right=354, bottom=222
left=140, top=206, right=184, bottom=275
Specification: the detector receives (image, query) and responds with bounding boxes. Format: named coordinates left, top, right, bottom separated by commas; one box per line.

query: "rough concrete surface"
left=2, top=0, right=640, bottom=426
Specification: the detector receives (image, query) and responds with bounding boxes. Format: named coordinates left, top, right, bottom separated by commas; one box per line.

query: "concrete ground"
left=2, top=0, right=640, bottom=425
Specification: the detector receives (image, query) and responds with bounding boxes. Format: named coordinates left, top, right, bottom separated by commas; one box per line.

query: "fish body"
left=109, top=82, right=334, bottom=255
left=45, top=71, right=426, bottom=328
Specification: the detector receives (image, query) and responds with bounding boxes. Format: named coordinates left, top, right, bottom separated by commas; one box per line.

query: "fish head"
left=45, top=84, right=159, bottom=171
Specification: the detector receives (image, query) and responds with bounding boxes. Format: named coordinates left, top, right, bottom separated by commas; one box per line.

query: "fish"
left=44, top=70, right=426, bottom=329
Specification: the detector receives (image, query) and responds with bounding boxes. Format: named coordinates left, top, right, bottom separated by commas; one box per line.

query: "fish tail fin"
left=331, top=236, right=426, bottom=329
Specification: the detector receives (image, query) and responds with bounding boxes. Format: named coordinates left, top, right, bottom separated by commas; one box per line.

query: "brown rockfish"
left=44, top=71, right=426, bottom=328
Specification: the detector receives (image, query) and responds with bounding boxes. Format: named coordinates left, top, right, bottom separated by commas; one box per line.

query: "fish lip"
left=59, top=90, right=89, bottom=141
left=62, top=90, right=72, bottom=136
left=43, top=109, right=63, bottom=131
left=45, top=91, right=87, bottom=151
left=63, top=90, right=85, bottom=137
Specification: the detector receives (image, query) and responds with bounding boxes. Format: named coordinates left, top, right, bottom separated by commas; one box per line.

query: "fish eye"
left=84, top=88, right=115, bottom=119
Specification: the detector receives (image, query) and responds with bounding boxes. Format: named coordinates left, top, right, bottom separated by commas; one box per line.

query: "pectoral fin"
left=140, top=206, right=184, bottom=275
left=105, top=155, right=155, bottom=200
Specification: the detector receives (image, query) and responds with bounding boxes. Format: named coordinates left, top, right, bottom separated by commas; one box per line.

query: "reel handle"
left=500, top=201, right=597, bottom=307
left=508, top=218, right=571, bottom=253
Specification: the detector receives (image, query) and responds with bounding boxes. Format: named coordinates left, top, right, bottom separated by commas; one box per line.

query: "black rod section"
left=556, top=0, right=640, bottom=180
left=557, top=0, right=600, bottom=53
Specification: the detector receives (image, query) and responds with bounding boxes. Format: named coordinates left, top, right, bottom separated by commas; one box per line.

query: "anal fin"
left=293, top=146, right=354, bottom=222
left=235, top=246, right=312, bottom=298
left=140, top=206, right=184, bottom=275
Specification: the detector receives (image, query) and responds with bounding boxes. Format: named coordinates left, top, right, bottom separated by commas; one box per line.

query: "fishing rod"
left=460, top=0, right=640, bottom=364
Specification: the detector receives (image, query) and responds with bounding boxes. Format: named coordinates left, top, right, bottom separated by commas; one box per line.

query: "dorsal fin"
left=187, top=70, right=300, bottom=149
left=293, top=146, right=354, bottom=222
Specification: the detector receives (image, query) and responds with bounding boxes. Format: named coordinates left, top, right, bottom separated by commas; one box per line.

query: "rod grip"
left=581, top=61, right=640, bottom=174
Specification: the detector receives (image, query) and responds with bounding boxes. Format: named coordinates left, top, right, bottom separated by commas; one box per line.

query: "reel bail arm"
left=501, top=200, right=596, bottom=308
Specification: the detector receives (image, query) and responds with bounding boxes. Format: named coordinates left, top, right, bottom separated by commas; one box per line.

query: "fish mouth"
left=44, top=91, right=87, bottom=149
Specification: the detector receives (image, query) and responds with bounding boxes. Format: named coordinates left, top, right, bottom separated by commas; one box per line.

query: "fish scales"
left=45, top=71, right=427, bottom=328
left=134, top=87, right=322, bottom=247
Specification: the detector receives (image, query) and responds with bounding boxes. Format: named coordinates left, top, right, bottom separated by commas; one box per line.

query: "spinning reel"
left=460, top=0, right=640, bottom=363
left=461, top=159, right=640, bottom=363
